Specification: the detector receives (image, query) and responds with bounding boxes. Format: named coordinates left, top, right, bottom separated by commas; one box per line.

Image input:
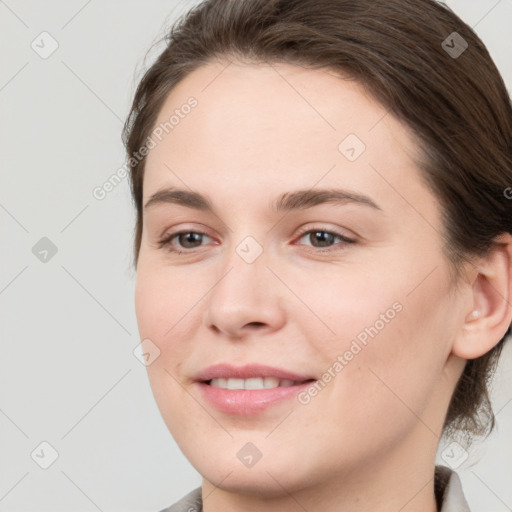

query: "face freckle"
left=134, top=60, right=466, bottom=497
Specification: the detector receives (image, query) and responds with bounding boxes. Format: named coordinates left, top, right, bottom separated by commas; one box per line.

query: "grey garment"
left=159, top=464, right=471, bottom=512
left=435, top=465, right=472, bottom=512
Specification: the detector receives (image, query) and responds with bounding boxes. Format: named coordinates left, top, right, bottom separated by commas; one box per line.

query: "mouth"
left=194, top=364, right=317, bottom=415
left=204, top=377, right=315, bottom=389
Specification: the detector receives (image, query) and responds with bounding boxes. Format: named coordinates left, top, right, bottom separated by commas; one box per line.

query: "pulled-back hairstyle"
left=122, top=0, right=512, bottom=443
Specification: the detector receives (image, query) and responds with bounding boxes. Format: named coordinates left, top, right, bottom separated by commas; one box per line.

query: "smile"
left=208, top=377, right=303, bottom=389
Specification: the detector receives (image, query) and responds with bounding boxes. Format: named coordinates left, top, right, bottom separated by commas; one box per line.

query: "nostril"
left=247, top=322, right=265, bottom=329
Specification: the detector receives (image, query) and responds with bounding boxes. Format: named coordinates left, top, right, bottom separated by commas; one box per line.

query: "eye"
left=294, top=226, right=355, bottom=252
left=157, top=231, right=213, bottom=254
left=157, top=226, right=355, bottom=255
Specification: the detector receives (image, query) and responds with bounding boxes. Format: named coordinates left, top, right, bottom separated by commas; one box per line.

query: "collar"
left=435, top=464, right=472, bottom=511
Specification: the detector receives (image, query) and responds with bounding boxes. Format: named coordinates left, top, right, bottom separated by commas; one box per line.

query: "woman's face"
left=135, top=61, right=468, bottom=494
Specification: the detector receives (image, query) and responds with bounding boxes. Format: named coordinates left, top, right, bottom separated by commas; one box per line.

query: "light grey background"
left=1, top=1, right=511, bottom=511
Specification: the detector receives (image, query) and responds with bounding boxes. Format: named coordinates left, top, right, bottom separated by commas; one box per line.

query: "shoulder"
left=435, top=465, right=472, bottom=512
left=158, top=486, right=202, bottom=512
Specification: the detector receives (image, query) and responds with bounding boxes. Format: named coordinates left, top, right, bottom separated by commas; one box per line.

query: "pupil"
left=181, top=232, right=201, bottom=248
left=313, top=231, right=333, bottom=247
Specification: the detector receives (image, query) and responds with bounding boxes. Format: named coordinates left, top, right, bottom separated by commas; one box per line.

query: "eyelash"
left=157, top=226, right=355, bottom=255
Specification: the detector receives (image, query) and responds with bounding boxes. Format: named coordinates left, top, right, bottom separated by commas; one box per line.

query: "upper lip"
left=194, top=363, right=316, bottom=382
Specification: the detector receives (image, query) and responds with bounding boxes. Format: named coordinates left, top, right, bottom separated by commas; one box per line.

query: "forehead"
left=143, top=60, right=435, bottom=220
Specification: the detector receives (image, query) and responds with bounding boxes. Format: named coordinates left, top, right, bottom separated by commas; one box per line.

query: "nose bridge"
left=212, top=235, right=268, bottom=309
left=205, top=234, right=284, bottom=335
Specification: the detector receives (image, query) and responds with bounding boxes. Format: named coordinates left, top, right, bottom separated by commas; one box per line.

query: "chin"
left=200, top=465, right=300, bottom=498
left=184, top=439, right=317, bottom=496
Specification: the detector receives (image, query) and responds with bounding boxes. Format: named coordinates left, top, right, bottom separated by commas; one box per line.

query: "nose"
left=204, top=243, right=286, bottom=339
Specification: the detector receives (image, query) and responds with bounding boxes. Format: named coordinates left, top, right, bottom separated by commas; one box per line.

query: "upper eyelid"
left=161, top=225, right=351, bottom=238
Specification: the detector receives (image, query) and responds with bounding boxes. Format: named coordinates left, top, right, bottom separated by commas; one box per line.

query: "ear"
left=452, top=232, right=512, bottom=360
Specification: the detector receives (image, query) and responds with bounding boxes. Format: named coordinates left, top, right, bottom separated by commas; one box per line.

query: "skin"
left=135, top=59, right=512, bottom=512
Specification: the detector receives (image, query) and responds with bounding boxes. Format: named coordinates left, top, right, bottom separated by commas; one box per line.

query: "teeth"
left=209, top=377, right=299, bottom=389
left=227, top=378, right=244, bottom=390
left=245, top=377, right=271, bottom=390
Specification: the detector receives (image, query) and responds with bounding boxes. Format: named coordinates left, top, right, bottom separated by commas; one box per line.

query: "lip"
left=194, top=363, right=317, bottom=415
left=194, top=363, right=315, bottom=382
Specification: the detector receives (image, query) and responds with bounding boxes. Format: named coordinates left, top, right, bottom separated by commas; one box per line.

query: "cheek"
left=134, top=267, right=199, bottom=402
left=134, top=268, right=201, bottom=436
left=303, top=257, right=454, bottom=429
left=287, top=259, right=404, bottom=352
left=135, top=263, right=199, bottom=345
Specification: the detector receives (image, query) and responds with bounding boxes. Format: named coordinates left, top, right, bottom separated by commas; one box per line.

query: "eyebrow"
left=143, top=187, right=382, bottom=213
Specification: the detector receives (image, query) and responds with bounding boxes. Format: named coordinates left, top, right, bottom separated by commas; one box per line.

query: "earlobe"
left=452, top=232, right=512, bottom=360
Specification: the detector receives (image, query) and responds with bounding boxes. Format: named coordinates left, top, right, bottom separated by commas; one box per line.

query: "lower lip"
left=196, top=381, right=316, bottom=415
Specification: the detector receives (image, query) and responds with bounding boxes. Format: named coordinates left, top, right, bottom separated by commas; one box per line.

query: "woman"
left=122, top=0, right=512, bottom=510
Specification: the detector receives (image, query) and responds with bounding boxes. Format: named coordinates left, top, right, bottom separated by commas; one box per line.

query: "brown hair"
left=122, top=0, right=512, bottom=442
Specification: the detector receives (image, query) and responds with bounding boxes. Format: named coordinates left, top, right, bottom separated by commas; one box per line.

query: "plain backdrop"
left=1, top=0, right=511, bottom=511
